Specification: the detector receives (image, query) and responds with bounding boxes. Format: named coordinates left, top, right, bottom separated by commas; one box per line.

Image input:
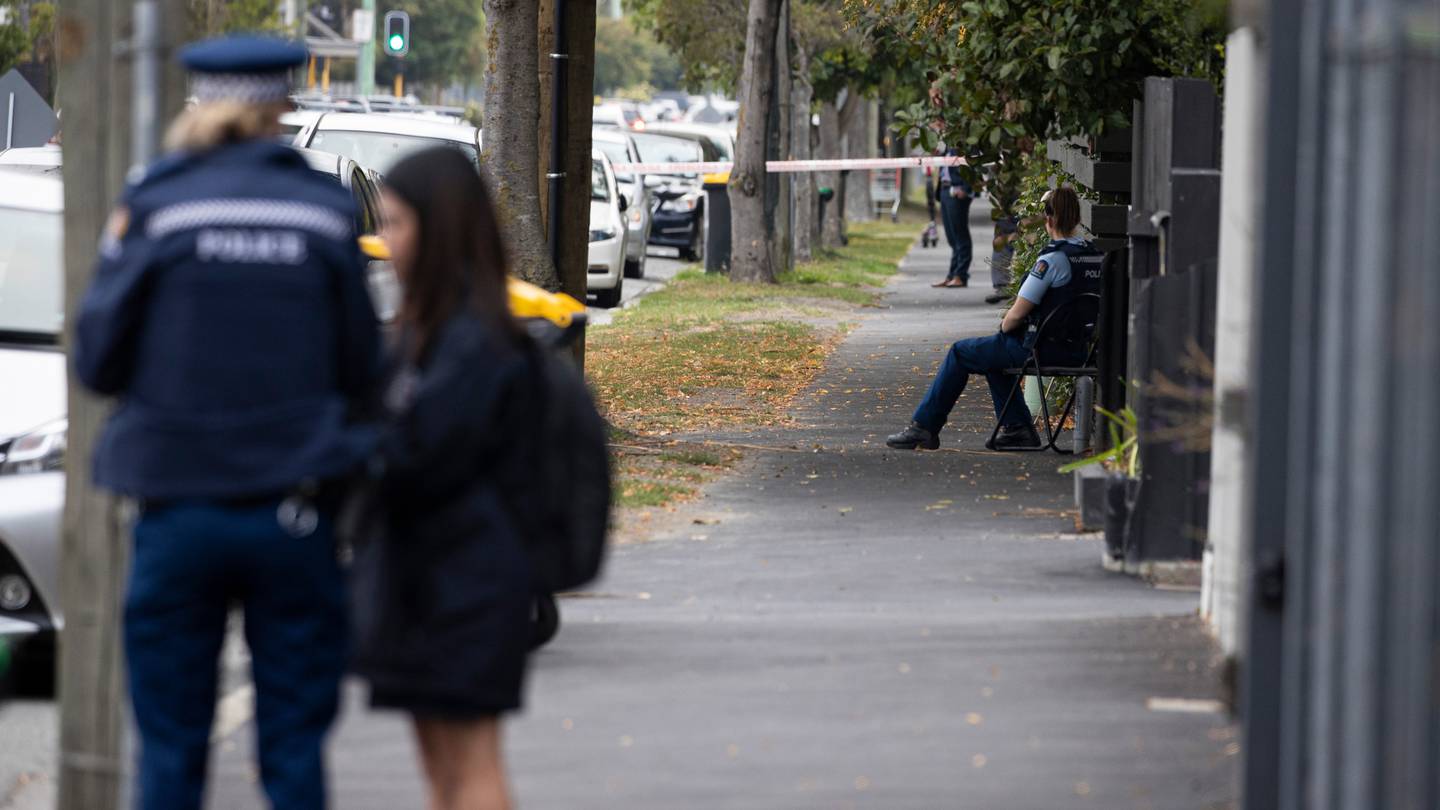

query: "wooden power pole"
left=55, top=2, right=185, bottom=806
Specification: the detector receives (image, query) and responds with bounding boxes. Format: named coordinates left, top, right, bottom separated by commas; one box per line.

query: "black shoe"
left=986, top=423, right=1041, bottom=450
left=985, top=290, right=1009, bottom=305
left=886, top=422, right=940, bottom=450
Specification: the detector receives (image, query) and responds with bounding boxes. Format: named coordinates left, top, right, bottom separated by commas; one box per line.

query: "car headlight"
left=0, top=418, right=66, bottom=476
left=589, top=227, right=617, bottom=242
left=660, top=193, right=700, bottom=213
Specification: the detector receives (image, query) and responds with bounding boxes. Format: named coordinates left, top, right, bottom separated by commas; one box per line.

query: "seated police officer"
left=73, top=36, right=380, bottom=810
left=887, top=187, right=1102, bottom=451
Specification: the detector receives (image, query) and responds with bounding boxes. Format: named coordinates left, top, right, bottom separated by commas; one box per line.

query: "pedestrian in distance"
left=353, top=147, right=534, bottom=810
left=925, top=81, right=974, bottom=288
left=932, top=143, right=975, bottom=288
left=73, top=36, right=382, bottom=810
left=887, top=187, right=1104, bottom=451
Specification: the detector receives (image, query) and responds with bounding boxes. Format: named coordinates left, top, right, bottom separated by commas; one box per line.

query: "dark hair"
left=384, top=147, right=519, bottom=359
left=1044, top=187, right=1082, bottom=235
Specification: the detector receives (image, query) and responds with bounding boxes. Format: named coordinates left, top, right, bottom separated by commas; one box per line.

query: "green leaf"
left=1047, top=46, right=1063, bottom=71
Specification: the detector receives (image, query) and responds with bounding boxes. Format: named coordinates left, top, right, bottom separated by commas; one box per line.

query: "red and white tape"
left=609, top=155, right=967, bottom=175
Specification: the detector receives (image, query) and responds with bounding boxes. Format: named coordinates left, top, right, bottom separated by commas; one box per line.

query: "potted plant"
left=1060, top=406, right=1139, bottom=568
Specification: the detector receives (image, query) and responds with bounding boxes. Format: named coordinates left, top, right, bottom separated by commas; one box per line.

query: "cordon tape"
left=609, top=155, right=967, bottom=175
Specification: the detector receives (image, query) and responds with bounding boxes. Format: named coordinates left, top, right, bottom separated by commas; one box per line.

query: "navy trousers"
left=939, top=191, right=973, bottom=282
left=912, top=331, right=1032, bottom=434
left=125, top=499, right=347, bottom=810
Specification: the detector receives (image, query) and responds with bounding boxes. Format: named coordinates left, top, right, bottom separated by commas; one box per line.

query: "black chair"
left=988, top=292, right=1102, bottom=454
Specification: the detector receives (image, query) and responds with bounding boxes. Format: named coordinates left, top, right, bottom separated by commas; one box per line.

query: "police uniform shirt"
left=1017, top=235, right=1087, bottom=305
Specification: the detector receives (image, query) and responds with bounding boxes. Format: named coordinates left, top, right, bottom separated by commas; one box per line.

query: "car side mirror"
left=618, top=194, right=629, bottom=213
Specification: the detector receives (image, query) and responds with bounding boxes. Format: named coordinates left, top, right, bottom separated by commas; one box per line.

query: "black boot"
left=886, top=422, right=940, bottom=450
left=986, top=422, right=1041, bottom=450
left=984, top=290, right=1009, bottom=305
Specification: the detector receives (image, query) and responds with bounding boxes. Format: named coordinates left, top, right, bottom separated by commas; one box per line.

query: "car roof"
left=0, top=168, right=63, bottom=212
left=312, top=112, right=479, bottom=143
left=0, top=145, right=63, bottom=167
left=591, top=128, right=633, bottom=145
left=646, top=122, right=734, bottom=144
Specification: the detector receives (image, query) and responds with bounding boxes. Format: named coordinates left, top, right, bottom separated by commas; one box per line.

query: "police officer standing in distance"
left=73, top=36, right=381, bottom=810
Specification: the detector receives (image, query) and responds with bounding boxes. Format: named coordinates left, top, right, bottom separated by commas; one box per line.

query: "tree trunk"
left=483, top=0, right=558, bottom=289
left=727, top=0, right=782, bottom=283
left=791, top=47, right=814, bottom=263
left=818, top=100, right=844, bottom=248
left=845, top=96, right=876, bottom=222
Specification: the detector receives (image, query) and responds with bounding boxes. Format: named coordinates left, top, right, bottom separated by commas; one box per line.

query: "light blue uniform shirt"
left=1017, top=235, right=1086, bottom=305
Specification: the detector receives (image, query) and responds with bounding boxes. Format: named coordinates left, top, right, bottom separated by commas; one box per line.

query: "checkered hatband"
left=192, top=71, right=291, bottom=104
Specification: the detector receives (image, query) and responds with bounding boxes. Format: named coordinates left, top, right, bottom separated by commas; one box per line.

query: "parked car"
left=0, top=169, right=66, bottom=681
left=0, top=144, right=62, bottom=169
left=631, top=131, right=717, bottom=262
left=278, top=110, right=322, bottom=144
left=643, top=121, right=736, bottom=162
left=0, top=152, right=396, bottom=684
left=591, top=128, right=652, bottom=279
left=593, top=102, right=645, bottom=131
left=587, top=150, right=630, bottom=308
left=294, top=112, right=481, bottom=174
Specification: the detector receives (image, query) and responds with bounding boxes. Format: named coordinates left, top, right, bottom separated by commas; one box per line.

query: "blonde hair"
left=163, top=101, right=287, bottom=152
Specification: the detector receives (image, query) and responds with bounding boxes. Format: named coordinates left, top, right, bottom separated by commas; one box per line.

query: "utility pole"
left=55, top=1, right=184, bottom=806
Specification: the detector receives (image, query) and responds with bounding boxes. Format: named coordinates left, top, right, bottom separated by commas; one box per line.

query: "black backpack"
left=509, top=334, right=612, bottom=593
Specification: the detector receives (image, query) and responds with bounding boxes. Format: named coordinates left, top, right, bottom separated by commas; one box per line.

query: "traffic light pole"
left=357, top=0, right=376, bottom=97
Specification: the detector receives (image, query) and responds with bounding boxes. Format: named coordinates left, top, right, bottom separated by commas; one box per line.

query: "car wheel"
left=530, top=592, right=560, bottom=650
left=595, top=275, right=624, bottom=308
left=682, top=208, right=706, bottom=263
left=624, top=251, right=645, bottom=279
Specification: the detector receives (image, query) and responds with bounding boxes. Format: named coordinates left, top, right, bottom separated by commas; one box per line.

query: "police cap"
left=180, top=35, right=308, bottom=105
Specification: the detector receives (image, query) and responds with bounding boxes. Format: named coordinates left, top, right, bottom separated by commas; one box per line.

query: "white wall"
left=1202, top=27, right=1266, bottom=654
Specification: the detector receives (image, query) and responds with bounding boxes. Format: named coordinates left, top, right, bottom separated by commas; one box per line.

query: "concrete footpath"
left=209, top=223, right=1239, bottom=809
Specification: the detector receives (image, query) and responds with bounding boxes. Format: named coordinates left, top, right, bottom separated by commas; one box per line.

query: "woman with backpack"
left=358, top=146, right=533, bottom=810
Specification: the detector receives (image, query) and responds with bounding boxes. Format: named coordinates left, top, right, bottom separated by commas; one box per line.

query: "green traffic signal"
left=389, top=34, right=405, bottom=51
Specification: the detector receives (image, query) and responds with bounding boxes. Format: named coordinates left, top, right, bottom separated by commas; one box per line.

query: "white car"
left=293, top=112, right=482, bottom=174
left=0, top=144, right=63, bottom=169
left=591, top=128, right=651, bottom=279
left=0, top=169, right=66, bottom=663
left=587, top=150, right=630, bottom=308
left=643, top=121, right=736, bottom=162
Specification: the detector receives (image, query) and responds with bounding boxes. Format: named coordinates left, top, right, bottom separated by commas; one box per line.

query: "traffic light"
left=383, top=10, right=410, bottom=57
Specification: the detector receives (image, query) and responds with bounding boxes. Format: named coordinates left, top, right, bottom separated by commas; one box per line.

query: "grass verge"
left=588, top=218, right=917, bottom=515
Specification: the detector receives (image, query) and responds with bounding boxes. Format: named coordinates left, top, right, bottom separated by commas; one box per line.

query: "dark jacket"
left=74, top=140, right=381, bottom=499
left=360, top=313, right=533, bottom=714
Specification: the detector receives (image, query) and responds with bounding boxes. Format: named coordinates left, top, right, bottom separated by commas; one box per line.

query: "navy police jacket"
left=74, top=140, right=382, bottom=500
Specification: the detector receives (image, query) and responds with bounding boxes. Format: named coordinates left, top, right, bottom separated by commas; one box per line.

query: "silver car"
left=591, top=127, right=652, bottom=279
left=0, top=168, right=66, bottom=670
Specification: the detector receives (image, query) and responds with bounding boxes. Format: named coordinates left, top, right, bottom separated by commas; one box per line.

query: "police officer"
left=887, top=187, right=1103, bottom=450
left=73, top=36, right=380, bottom=809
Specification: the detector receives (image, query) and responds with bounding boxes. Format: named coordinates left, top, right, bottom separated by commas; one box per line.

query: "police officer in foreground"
left=74, top=36, right=380, bottom=809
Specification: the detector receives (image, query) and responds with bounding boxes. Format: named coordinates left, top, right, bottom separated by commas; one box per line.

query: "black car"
left=630, top=132, right=722, bottom=262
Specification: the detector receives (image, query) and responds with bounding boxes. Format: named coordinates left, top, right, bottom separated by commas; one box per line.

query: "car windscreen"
left=0, top=207, right=63, bottom=340
left=631, top=133, right=702, bottom=173
left=594, top=140, right=637, bottom=182
left=308, top=129, right=478, bottom=173
left=591, top=161, right=610, bottom=201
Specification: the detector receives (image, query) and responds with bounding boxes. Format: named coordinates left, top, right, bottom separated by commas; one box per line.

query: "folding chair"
left=988, top=293, right=1102, bottom=454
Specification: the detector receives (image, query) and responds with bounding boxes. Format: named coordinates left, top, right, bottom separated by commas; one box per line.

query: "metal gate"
left=1243, top=1, right=1440, bottom=808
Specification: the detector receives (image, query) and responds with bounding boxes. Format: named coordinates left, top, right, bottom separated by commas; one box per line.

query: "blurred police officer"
left=73, top=36, right=380, bottom=810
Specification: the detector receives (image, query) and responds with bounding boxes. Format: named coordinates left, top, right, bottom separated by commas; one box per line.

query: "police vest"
left=1028, top=238, right=1106, bottom=329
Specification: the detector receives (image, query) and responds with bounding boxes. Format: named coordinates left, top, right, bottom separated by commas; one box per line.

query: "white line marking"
left=1145, top=697, right=1227, bottom=715
left=212, top=684, right=255, bottom=742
